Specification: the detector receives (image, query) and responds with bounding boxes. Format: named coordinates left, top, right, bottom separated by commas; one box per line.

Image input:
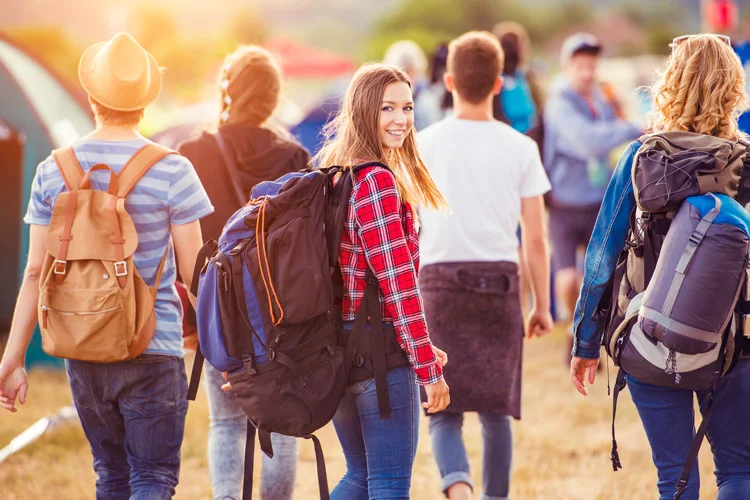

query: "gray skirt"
left=419, top=261, right=524, bottom=418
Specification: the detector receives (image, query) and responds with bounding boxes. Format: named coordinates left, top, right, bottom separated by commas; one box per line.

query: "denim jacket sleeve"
left=571, top=140, right=641, bottom=359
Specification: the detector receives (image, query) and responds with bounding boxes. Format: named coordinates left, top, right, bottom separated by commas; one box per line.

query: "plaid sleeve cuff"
left=414, top=358, right=443, bottom=386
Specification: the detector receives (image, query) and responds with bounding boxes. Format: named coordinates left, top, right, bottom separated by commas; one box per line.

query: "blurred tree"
left=619, top=1, right=682, bottom=55
left=131, top=3, right=178, bottom=58
left=4, top=27, right=82, bottom=88
left=230, top=7, right=268, bottom=46
left=370, top=0, right=594, bottom=60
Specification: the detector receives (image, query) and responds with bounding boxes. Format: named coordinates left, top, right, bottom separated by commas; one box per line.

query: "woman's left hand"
left=432, top=346, right=448, bottom=367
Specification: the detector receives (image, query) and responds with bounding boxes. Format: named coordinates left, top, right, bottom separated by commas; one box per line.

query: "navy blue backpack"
left=187, top=163, right=398, bottom=500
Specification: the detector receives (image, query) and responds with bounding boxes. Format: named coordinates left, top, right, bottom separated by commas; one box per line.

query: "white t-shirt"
left=417, top=117, right=551, bottom=267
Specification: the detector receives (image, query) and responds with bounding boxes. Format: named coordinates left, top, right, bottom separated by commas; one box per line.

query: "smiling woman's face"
left=379, top=81, right=414, bottom=150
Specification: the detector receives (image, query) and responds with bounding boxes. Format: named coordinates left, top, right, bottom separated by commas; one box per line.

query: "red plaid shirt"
left=338, top=165, right=442, bottom=385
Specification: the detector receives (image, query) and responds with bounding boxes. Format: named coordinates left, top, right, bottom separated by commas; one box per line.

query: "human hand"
left=0, top=362, right=28, bottom=413
left=220, top=371, right=232, bottom=392
left=526, top=308, right=553, bottom=338
left=432, top=346, right=448, bottom=367
left=422, top=378, right=450, bottom=414
left=570, top=356, right=600, bottom=396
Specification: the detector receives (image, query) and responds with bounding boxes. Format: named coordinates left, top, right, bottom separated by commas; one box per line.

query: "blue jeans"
left=429, top=413, right=512, bottom=500
left=66, top=354, right=188, bottom=500
left=331, top=365, right=420, bottom=500
left=627, top=359, right=750, bottom=500
left=204, top=361, right=297, bottom=500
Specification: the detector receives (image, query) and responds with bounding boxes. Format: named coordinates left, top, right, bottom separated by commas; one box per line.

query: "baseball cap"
left=560, top=32, right=602, bottom=64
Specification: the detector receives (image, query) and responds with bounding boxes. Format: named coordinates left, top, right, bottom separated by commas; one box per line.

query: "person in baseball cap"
left=559, top=32, right=602, bottom=65
left=543, top=32, right=642, bottom=367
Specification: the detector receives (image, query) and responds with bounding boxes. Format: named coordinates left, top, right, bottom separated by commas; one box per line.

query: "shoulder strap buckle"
left=53, top=259, right=67, bottom=275
left=114, top=261, right=128, bottom=277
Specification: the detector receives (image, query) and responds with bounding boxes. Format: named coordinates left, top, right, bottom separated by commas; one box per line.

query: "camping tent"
left=0, top=33, right=94, bottom=368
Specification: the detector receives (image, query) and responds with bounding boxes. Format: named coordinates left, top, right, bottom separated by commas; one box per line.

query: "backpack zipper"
left=41, top=304, right=122, bottom=329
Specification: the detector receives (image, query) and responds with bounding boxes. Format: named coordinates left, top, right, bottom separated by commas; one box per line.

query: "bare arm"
left=0, top=224, right=48, bottom=411
left=2, top=225, right=47, bottom=367
left=520, top=195, right=553, bottom=337
left=170, top=220, right=204, bottom=308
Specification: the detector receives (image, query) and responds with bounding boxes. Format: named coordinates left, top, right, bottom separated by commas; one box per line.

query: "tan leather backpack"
left=39, top=143, right=176, bottom=362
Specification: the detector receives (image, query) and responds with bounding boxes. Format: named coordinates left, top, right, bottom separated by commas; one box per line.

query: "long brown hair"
left=651, top=34, right=748, bottom=140
left=315, top=63, right=448, bottom=213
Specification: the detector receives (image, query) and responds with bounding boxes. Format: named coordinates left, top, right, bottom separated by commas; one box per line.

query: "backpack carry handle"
left=80, top=164, right=119, bottom=194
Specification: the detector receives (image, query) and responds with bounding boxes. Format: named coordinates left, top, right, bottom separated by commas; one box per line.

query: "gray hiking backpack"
left=599, top=132, right=750, bottom=500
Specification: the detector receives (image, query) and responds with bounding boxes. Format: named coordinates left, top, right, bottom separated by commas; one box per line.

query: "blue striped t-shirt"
left=24, top=138, right=214, bottom=358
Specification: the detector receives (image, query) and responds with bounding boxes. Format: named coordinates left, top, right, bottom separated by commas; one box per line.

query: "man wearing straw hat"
left=0, top=32, right=213, bottom=498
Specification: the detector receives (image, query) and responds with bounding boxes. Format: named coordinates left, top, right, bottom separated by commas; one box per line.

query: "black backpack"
left=187, top=162, right=408, bottom=500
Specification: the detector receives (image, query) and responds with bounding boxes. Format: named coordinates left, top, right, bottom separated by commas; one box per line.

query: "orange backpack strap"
left=150, top=249, right=169, bottom=301
left=52, top=146, right=85, bottom=192
left=117, top=143, right=177, bottom=197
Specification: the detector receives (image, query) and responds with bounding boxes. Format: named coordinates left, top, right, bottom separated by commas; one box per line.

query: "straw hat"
left=78, top=32, right=162, bottom=111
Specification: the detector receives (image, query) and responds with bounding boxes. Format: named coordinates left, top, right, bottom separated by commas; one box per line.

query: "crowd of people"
left=0, top=18, right=749, bottom=500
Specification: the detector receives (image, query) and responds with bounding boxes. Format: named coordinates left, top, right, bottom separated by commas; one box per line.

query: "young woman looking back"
left=315, top=63, right=450, bottom=499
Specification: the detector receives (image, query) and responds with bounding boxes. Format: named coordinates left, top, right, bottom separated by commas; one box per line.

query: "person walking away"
left=492, top=21, right=546, bottom=315
left=491, top=21, right=544, bottom=134
left=315, top=62, right=451, bottom=500
left=570, top=34, right=750, bottom=500
left=178, top=45, right=308, bottom=500
left=543, top=33, right=642, bottom=364
left=418, top=31, right=553, bottom=500
left=0, top=32, right=213, bottom=499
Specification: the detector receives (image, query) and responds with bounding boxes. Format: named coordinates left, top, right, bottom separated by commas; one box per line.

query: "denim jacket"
left=543, top=82, right=642, bottom=207
left=572, top=140, right=642, bottom=359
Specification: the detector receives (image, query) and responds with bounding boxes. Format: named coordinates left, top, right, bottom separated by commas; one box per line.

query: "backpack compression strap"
left=52, top=146, right=85, bottom=192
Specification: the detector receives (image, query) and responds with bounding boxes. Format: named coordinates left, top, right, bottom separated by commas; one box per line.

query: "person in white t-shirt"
left=417, top=31, right=553, bottom=500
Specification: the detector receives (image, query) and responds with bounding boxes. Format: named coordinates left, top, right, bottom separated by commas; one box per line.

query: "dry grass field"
left=0, top=328, right=718, bottom=499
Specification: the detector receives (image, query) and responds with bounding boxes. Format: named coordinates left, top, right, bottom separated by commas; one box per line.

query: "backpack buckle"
left=354, top=354, right=365, bottom=367
left=53, top=259, right=67, bottom=275
left=114, top=261, right=128, bottom=277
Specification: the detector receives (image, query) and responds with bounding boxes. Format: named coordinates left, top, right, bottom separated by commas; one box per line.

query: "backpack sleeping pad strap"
left=52, top=146, right=85, bottom=192
left=610, top=368, right=627, bottom=472
left=186, top=240, right=219, bottom=401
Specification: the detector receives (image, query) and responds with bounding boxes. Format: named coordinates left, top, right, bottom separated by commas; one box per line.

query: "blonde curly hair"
left=651, top=34, right=748, bottom=140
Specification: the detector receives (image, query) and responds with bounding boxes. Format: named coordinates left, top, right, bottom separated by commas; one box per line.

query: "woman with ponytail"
left=178, top=46, right=309, bottom=500
left=315, top=63, right=450, bottom=499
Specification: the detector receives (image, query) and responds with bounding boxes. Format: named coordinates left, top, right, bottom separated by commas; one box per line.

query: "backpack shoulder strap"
left=52, top=146, right=85, bottom=192
left=117, top=143, right=177, bottom=197
left=213, top=131, right=248, bottom=207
